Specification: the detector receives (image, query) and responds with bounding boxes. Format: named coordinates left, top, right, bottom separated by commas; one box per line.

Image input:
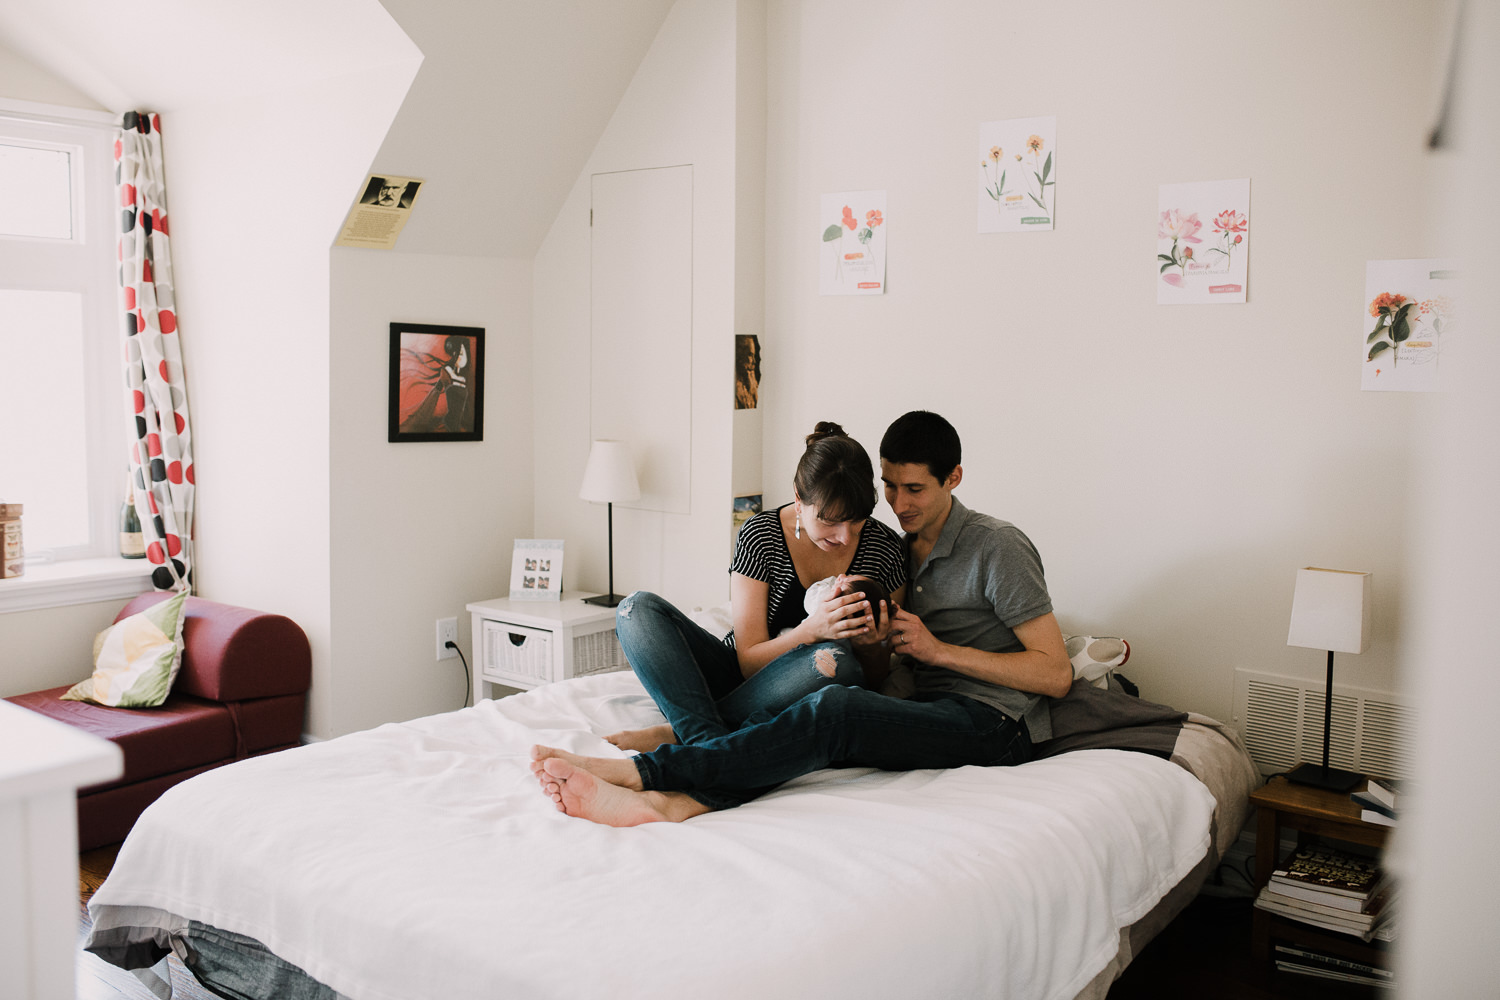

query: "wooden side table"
left=1249, top=775, right=1392, bottom=967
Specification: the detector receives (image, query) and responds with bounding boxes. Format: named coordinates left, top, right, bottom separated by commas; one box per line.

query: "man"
left=531, top=410, right=1071, bottom=826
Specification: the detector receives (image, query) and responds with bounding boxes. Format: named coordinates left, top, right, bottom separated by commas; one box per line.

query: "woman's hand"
left=850, top=597, right=896, bottom=648
left=798, top=575, right=873, bottom=644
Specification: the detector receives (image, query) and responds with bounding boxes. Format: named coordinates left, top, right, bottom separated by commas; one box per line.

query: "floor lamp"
left=1285, top=567, right=1372, bottom=791
left=578, top=440, right=640, bottom=608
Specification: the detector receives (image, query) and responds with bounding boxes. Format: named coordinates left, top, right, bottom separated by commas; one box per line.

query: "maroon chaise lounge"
left=6, top=593, right=311, bottom=850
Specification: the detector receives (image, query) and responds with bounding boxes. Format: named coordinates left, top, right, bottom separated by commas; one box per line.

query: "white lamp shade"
left=1287, top=567, right=1372, bottom=654
left=579, top=440, right=641, bottom=504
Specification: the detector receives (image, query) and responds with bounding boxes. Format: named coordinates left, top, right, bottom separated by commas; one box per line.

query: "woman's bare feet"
left=536, top=757, right=709, bottom=826
left=605, top=723, right=677, bottom=753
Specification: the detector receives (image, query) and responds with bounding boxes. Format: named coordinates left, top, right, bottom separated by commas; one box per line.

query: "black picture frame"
left=388, top=323, right=484, bottom=442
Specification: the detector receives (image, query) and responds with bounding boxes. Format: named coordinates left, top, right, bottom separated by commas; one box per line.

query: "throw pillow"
left=61, top=591, right=190, bottom=708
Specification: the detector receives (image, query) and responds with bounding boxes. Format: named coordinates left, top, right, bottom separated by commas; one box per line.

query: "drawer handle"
left=507, top=632, right=528, bottom=647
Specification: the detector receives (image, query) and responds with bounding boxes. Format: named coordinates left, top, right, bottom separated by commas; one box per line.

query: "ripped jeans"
left=614, top=591, right=863, bottom=745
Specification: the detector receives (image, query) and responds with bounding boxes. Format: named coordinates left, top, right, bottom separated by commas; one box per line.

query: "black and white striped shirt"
left=726, top=504, right=906, bottom=646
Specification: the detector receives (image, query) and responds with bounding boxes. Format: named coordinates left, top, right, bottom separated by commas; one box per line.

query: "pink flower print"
left=1183, top=247, right=1193, bottom=260
left=1212, top=209, right=1247, bottom=235
left=842, top=205, right=857, bottom=231
left=1158, top=209, right=1203, bottom=244
left=866, top=209, right=883, bottom=227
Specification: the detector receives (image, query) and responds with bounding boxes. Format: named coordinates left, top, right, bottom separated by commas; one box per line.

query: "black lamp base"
left=1285, top=762, right=1363, bottom=792
left=582, top=593, right=627, bottom=608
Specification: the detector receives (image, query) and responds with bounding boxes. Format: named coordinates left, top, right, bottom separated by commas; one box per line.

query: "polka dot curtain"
left=118, top=112, right=194, bottom=592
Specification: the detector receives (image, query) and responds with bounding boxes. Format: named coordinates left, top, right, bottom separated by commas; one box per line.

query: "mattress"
left=86, top=670, right=1254, bottom=1000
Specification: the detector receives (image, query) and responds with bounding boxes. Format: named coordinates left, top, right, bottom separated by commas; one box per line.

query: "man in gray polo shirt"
left=530, top=410, right=1073, bottom=826
left=881, top=409, right=1069, bottom=745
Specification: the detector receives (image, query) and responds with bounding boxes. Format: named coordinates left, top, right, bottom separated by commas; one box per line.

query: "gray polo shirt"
left=901, top=496, right=1054, bottom=741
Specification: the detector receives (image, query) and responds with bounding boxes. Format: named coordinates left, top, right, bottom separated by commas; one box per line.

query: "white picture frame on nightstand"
left=508, top=539, right=564, bottom=600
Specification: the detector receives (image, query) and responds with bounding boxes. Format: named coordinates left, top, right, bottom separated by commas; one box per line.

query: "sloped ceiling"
left=0, top=0, right=676, bottom=258
left=373, top=0, right=675, bottom=257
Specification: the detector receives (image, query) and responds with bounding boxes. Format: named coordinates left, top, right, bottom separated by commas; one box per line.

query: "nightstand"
left=466, top=595, right=630, bottom=702
left=1249, top=775, right=1392, bottom=969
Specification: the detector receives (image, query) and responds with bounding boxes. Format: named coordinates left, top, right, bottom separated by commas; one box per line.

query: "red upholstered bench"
left=5, top=593, right=311, bottom=850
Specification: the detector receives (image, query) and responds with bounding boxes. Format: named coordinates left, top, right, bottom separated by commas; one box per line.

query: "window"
left=0, top=107, right=126, bottom=565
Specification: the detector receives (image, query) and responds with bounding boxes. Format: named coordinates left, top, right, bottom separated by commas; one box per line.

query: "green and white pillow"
left=62, top=591, right=189, bottom=708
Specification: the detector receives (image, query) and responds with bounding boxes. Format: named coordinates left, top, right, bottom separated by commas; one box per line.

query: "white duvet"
left=91, top=672, right=1216, bottom=1000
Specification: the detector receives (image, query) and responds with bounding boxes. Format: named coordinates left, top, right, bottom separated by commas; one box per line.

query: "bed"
left=85, top=665, right=1259, bottom=1000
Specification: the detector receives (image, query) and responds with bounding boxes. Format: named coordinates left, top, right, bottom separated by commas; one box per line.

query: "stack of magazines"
left=1273, top=944, right=1394, bottom=990
left=1254, top=844, right=1397, bottom=944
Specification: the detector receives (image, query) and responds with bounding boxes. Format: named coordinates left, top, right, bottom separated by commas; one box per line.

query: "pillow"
left=1065, top=634, right=1130, bottom=689
left=61, top=591, right=189, bottom=708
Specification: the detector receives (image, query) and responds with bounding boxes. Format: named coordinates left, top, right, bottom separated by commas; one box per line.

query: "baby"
left=800, top=574, right=914, bottom=698
left=803, top=573, right=892, bottom=624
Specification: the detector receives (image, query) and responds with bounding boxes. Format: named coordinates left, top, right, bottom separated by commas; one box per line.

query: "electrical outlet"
left=436, top=617, right=459, bottom=661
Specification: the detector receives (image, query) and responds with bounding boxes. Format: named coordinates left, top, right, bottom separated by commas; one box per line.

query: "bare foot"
left=529, top=745, right=642, bottom=790
left=541, top=757, right=710, bottom=827
left=605, top=723, right=678, bottom=753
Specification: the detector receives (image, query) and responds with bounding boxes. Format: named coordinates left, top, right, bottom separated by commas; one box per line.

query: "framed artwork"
left=509, top=539, right=565, bottom=601
left=388, top=323, right=484, bottom=442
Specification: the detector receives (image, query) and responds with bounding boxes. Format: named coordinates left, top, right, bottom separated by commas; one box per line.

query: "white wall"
left=328, top=250, right=533, bottom=735
left=0, top=39, right=103, bottom=109
left=533, top=0, right=762, bottom=611
left=759, top=0, right=1447, bottom=723
left=163, top=67, right=418, bottom=738
left=1399, top=1, right=1500, bottom=989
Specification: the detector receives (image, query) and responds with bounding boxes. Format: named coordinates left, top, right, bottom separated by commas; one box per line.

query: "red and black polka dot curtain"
left=118, top=112, right=194, bottom=592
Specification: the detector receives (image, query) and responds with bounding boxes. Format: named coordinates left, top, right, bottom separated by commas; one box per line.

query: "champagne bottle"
left=120, top=483, right=146, bottom=559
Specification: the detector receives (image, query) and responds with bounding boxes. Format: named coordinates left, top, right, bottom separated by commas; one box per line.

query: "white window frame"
left=0, top=99, right=150, bottom=611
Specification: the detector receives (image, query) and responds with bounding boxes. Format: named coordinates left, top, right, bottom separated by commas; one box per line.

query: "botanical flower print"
left=1207, top=209, right=1248, bottom=268
left=857, top=209, right=883, bottom=253
left=1369, top=292, right=1407, bottom=318
left=1158, top=208, right=1204, bottom=244
left=982, top=147, right=1010, bottom=211
left=1157, top=209, right=1204, bottom=286
left=1026, top=134, right=1044, bottom=154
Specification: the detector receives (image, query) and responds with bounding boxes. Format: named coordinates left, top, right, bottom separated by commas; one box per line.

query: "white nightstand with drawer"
left=466, top=595, right=630, bottom=701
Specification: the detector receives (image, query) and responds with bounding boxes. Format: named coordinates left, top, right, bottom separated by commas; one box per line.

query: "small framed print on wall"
left=388, top=323, right=484, bottom=442
left=509, top=539, right=565, bottom=601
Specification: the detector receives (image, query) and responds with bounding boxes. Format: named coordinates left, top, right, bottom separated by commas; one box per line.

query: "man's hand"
left=888, top=606, right=943, bottom=663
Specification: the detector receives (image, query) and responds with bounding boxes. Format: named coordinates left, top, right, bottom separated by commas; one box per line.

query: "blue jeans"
left=634, top=684, right=1033, bottom=811
left=615, top=591, right=865, bottom=746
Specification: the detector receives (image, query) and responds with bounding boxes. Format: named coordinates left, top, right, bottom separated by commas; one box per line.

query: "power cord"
left=445, top=641, right=470, bottom=709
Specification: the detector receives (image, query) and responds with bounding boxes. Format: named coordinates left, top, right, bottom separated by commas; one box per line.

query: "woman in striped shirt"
left=608, top=422, right=907, bottom=753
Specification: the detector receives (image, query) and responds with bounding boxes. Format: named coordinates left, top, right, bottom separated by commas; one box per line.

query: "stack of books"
left=1351, top=777, right=1400, bottom=827
left=1274, top=944, right=1395, bottom=990
left=1254, top=844, right=1397, bottom=943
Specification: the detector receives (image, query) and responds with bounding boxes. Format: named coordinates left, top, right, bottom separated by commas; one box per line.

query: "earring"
left=795, top=505, right=801, bottom=540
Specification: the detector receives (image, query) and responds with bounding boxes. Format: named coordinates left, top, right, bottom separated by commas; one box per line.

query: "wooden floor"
left=77, top=846, right=1379, bottom=999
left=77, top=844, right=219, bottom=1000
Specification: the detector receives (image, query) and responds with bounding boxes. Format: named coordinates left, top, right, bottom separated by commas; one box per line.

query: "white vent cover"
left=1232, top=669, right=1413, bottom=780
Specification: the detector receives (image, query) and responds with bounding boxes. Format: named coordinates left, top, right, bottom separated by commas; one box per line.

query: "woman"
left=609, top=421, right=907, bottom=752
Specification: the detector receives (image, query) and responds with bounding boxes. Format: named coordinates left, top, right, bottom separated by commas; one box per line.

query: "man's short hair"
left=880, top=410, right=961, bottom=482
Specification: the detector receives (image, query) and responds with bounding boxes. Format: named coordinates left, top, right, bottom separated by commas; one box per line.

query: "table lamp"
left=578, top=440, right=640, bottom=607
left=1285, top=567, right=1371, bottom=791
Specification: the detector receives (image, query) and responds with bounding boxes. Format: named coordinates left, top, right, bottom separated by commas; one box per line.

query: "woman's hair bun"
left=805, top=420, right=847, bottom=446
